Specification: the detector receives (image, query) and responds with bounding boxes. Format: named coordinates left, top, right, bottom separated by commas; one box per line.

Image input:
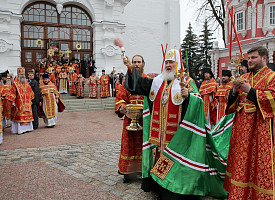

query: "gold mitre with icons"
left=17, top=67, right=25, bottom=75
left=165, top=49, right=180, bottom=64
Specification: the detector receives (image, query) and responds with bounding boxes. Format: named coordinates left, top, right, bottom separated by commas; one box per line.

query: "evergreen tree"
left=198, top=20, right=214, bottom=70
left=181, top=23, right=200, bottom=75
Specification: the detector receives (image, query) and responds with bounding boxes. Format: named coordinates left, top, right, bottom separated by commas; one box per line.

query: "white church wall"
left=0, top=9, right=21, bottom=76
left=0, top=0, right=180, bottom=76
left=120, top=0, right=180, bottom=74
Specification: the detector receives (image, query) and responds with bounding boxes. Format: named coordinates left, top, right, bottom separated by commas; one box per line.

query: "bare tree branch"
left=207, top=0, right=223, bottom=26
left=195, top=0, right=226, bottom=46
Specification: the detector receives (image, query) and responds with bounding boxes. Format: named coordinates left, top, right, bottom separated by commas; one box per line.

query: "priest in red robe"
left=98, top=70, right=110, bottom=98
left=39, top=73, right=65, bottom=127
left=87, top=70, right=98, bottom=98
left=224, top=46, right=275, bottom=200
left=213, top=70, right=232, bottom=122
left=6, top=67, right=34, bottom=134
left=199, top=68, right=218, bottom=126
left=115, top=55, right=147, bottom=183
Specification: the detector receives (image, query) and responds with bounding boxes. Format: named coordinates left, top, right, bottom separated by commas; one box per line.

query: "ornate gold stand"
left=230, top=52, right=249, bottom=85
left=125, top=104, right=143, bottom=131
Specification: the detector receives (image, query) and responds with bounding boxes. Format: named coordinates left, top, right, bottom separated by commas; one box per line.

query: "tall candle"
left=174, top=50, right=177, bottom=73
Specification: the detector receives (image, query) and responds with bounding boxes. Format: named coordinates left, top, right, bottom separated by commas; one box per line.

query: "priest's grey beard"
left=162, top=69, right=175, bottom=81
left=18, top=77, right=26, bottom=83
left=7, top=80, right=11, bottom=86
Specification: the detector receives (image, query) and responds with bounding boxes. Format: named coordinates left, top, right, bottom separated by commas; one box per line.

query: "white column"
left=268, top=43, right=275, bottom=63
left=252, top=7, right=257, bottom=38
left=0, top=11, right=21, bottom=75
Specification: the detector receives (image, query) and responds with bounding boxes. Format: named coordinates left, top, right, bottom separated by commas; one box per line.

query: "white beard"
left=162, top=69, right=175, bottom=81
left=6, top=80, right=11, bottom=86
left=18, top=77, right=26, bottom=83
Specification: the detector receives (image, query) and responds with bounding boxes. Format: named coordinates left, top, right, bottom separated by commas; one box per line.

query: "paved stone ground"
left=0, top=111, right=158, bottom=200
left=0, top=110, right=221, bottom=200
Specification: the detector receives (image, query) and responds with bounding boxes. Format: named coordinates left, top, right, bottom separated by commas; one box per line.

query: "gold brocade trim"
left=200, top=85, right=217, bottom=91
left=226, top=171, right=273, bottom=195
left=154, top=111, right=159, bottom=115
left=149, top=79, right=180, bottom=152
left=148, top=137, right=160, bottom=147
left=254, top=72, right=270, bottom=88
left=200, top=82, right=217, bottom=88
left=166, top=130, right=176, bottom=134
left=151, top=119, right=160, bottom=124
left=226, top=171, right=232, bottom=177
left=161, top=80, right=173, bottom=152
left=257, top=90, right=266, bottom=120
left=14, top=81, right=33, bottom=110
left=266, top=72, right=275, bottom=87
left=7, top=93, right=16, bottom=99
left=254, top=66, right=272, bottom=88
left=231, top=179, right=273, bottom=195
left=173, top=92, right=182, bottom=103
left=20, top=122, right=30, bottom=126
left=166, top=123, right=178, bottom=127
left=152, top=127, right=160, bottom=132
left=270, top=118, right=275, bottom=199
left=120, top=154, right=142, bottom=160
left=237, top=103, right=257, bottom=113
left=266, top=91, right=275, bottom=116
left=149, top=81, right=164, bottom=151
left=115, top=100, right=126, bottom=105
left=169, top=114, right=177, bottom=119
left=151, top=154, right=174, bottom=180
left=254, top=65, right=266, bottom=78
left=178, top=104, right=182, bottom=126
left=150, top=90, right=155, bottom=100
left=130, top=99, right=144, bottom=103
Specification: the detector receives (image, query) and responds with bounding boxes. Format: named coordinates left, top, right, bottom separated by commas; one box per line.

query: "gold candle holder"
left=231, top=52, right=249, bottom=85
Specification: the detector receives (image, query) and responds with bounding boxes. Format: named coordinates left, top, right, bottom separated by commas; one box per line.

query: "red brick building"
left=210, top=0, right=275, bottom=78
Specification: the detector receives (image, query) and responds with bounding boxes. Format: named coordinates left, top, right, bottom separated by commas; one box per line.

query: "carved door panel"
left=22, top=50, right=45, bottom=74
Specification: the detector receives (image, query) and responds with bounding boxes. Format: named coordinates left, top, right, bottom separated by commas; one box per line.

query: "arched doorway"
left=21, top=2, right=93, bottom=73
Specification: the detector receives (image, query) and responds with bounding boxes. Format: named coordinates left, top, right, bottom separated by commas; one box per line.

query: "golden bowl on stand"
left=125, top=104, right=143, bottom=131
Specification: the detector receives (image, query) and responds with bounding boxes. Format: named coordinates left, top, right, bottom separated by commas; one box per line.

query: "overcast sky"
left=180, top=0, right=224, bottom=47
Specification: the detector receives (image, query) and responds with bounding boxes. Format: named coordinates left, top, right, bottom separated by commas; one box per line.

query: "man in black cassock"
left=80, top=57, right=87, bottom=78
left=28, top=70, right=40, bottom=129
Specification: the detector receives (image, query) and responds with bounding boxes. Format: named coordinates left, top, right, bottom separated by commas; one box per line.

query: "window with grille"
left=25, top=52, right=32, bottom=62
left=270, top=5, right=275, bottom=25
left=22, top=2, right=92, bottom=44
left=36, top=52, right=43, bottom=62
left=23, top=25, right=44, bottom=48
left=73, top=29, right=91, bottom=50
left=236, top=12, right=244, bottom=31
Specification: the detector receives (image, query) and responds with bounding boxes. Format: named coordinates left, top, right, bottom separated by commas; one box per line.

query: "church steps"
left=62, top=97, right=115, bottom=112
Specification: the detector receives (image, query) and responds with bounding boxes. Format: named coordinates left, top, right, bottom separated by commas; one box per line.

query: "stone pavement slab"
left=0, top=140, right=157, bottom=200
left=0, top=162, right=120, bottom=200
left=0, top=110, right=122, bottom=150
left=0, top=110, right=222, bottom=200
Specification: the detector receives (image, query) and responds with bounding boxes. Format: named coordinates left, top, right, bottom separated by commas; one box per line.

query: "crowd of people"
left=115, top=46, right=275, bottom=200
left=36, top=56, right=128, bottom=99
left=0, top=45, right=274, bottom=199
left=0, top=67, right=65, bottom=145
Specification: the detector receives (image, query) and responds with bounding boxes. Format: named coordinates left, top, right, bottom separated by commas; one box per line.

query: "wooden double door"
left=22, top=40, right=91, bottom=74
